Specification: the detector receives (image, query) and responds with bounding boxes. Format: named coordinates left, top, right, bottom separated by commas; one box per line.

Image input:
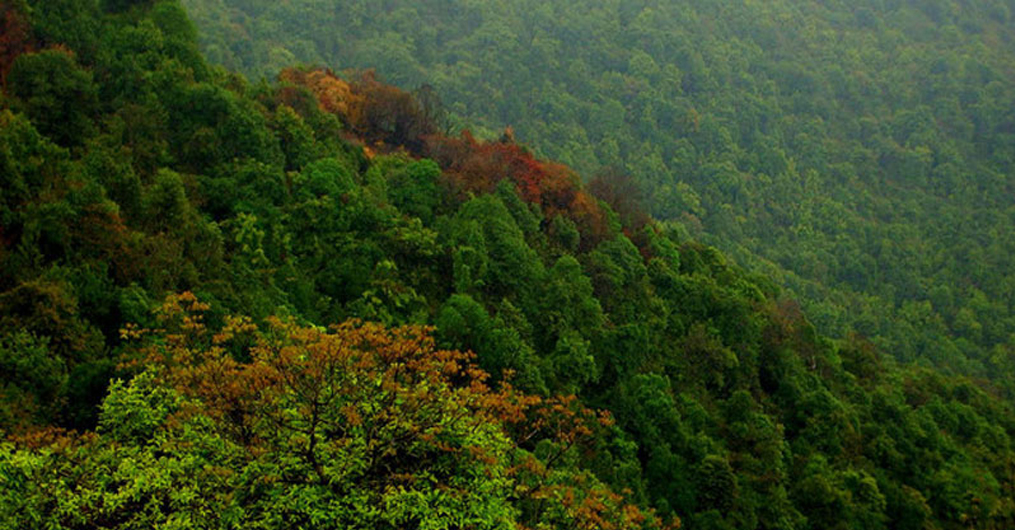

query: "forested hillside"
left=181, top=0, right=1015, bottom=384
left=2, top=1, right=1015, bottom=529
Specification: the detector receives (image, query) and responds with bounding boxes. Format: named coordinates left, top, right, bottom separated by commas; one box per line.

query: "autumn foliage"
left=589, top=169, right=652, bottom=235
left=279, top=67, right=439, bottom=154
left=7, top=2, right=1015, bottom=529
left=101, top=293, right=671, bottom=529
left=279, top=67, right=362, bottom=120
left=277, top=67, right=615, bottom=249
left=428, top=132, right=614, bottom=248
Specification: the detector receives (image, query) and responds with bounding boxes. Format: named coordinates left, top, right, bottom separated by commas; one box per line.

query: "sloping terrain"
left=183, top=0, right=1015, bottom=385
left=0, top=1, right=1014, bottom=529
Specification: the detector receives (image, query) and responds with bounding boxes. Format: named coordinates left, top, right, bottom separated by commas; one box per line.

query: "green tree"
left=7, top=49, right=98, bottom=147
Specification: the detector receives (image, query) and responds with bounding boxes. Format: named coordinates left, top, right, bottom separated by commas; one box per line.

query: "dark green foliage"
left=182, top=0, right=1015, bottom=392
left=453, top=193, right=545, bottom=304
left=2, top=2, right=1015, bottom=529
left=435, top=293, right=545, bottom=393
left=0, top=331, right=64, bottom=428
left=696, top=455, right=738, bottom=513
left=388, top=159, right=441, bottom=224
left=26, top=0, right=101, bottom=62
left=272, top=104, right=317, bottom=171
left=7, top=49, right=98, bottom=147
left=0, top=110, right=67, bottom=240
left=102, top=0, right=142, bottom=11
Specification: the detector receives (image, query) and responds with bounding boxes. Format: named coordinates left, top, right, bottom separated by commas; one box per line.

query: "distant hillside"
left=182, top=0, right=1015, bottom=384
left=2, top=1, right=1015, bottom=529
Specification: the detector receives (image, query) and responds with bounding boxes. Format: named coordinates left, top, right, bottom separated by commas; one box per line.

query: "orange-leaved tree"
left=276, top=67, right=617, bottom=250
left=1, top=292, right=674, bottom=529
left=279, top=67, right=441, bottom=154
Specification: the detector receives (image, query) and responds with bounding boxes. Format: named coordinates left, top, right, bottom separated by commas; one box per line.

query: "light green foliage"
left=0, top=375, right=230, bottom=530
left=183, top=0, right=1015, bottom=389
left=2, top=2, right=1015, bottom=529
left=1, top=321, right=578, bottom=529
left=272, top=104, right=318, bottom=172
left=98, top=371, right=180, bottom=444
left=299, top=157, right=357, bottom=198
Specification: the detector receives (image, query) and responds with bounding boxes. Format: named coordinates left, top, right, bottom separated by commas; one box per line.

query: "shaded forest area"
left=1, top=1, right=1015, bottom=529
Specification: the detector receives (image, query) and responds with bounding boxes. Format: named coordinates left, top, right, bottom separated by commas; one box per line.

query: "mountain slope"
left=181, top=0, right=1015, bottom=386
left=1, top=1, right=1014, bottom=529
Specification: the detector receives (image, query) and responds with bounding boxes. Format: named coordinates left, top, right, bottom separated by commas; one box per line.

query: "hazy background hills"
left=4, top=1, right=1015, bottom=528
left=182, top=0, right=1015, bottom=384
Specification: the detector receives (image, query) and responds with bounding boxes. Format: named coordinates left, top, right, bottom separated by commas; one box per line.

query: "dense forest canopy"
left=1, top=0, right=1015, bottom=529
left=181, top=0, right=1015, bottom=384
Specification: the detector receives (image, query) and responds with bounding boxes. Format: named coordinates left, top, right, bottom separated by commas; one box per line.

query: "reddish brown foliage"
left=278, top=68, right=620, bottom=250
left=763, top=298, right=826, bottom=375
left=0, top=1, right=33, bottom=87
left=426, top=131, right=612, bottom=248
left=270, top=85, right=321, bottom=120
left=6, top=426, right=84, bottom=450
left=120, top=293, right=668, bottom=530
left=350, top=70, right=438, bottom=152
left=589, top=169, right=651, bottom=234
left=279, top=67, right=439, bottom=154
left=70, top=200, right=138, bottom=282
